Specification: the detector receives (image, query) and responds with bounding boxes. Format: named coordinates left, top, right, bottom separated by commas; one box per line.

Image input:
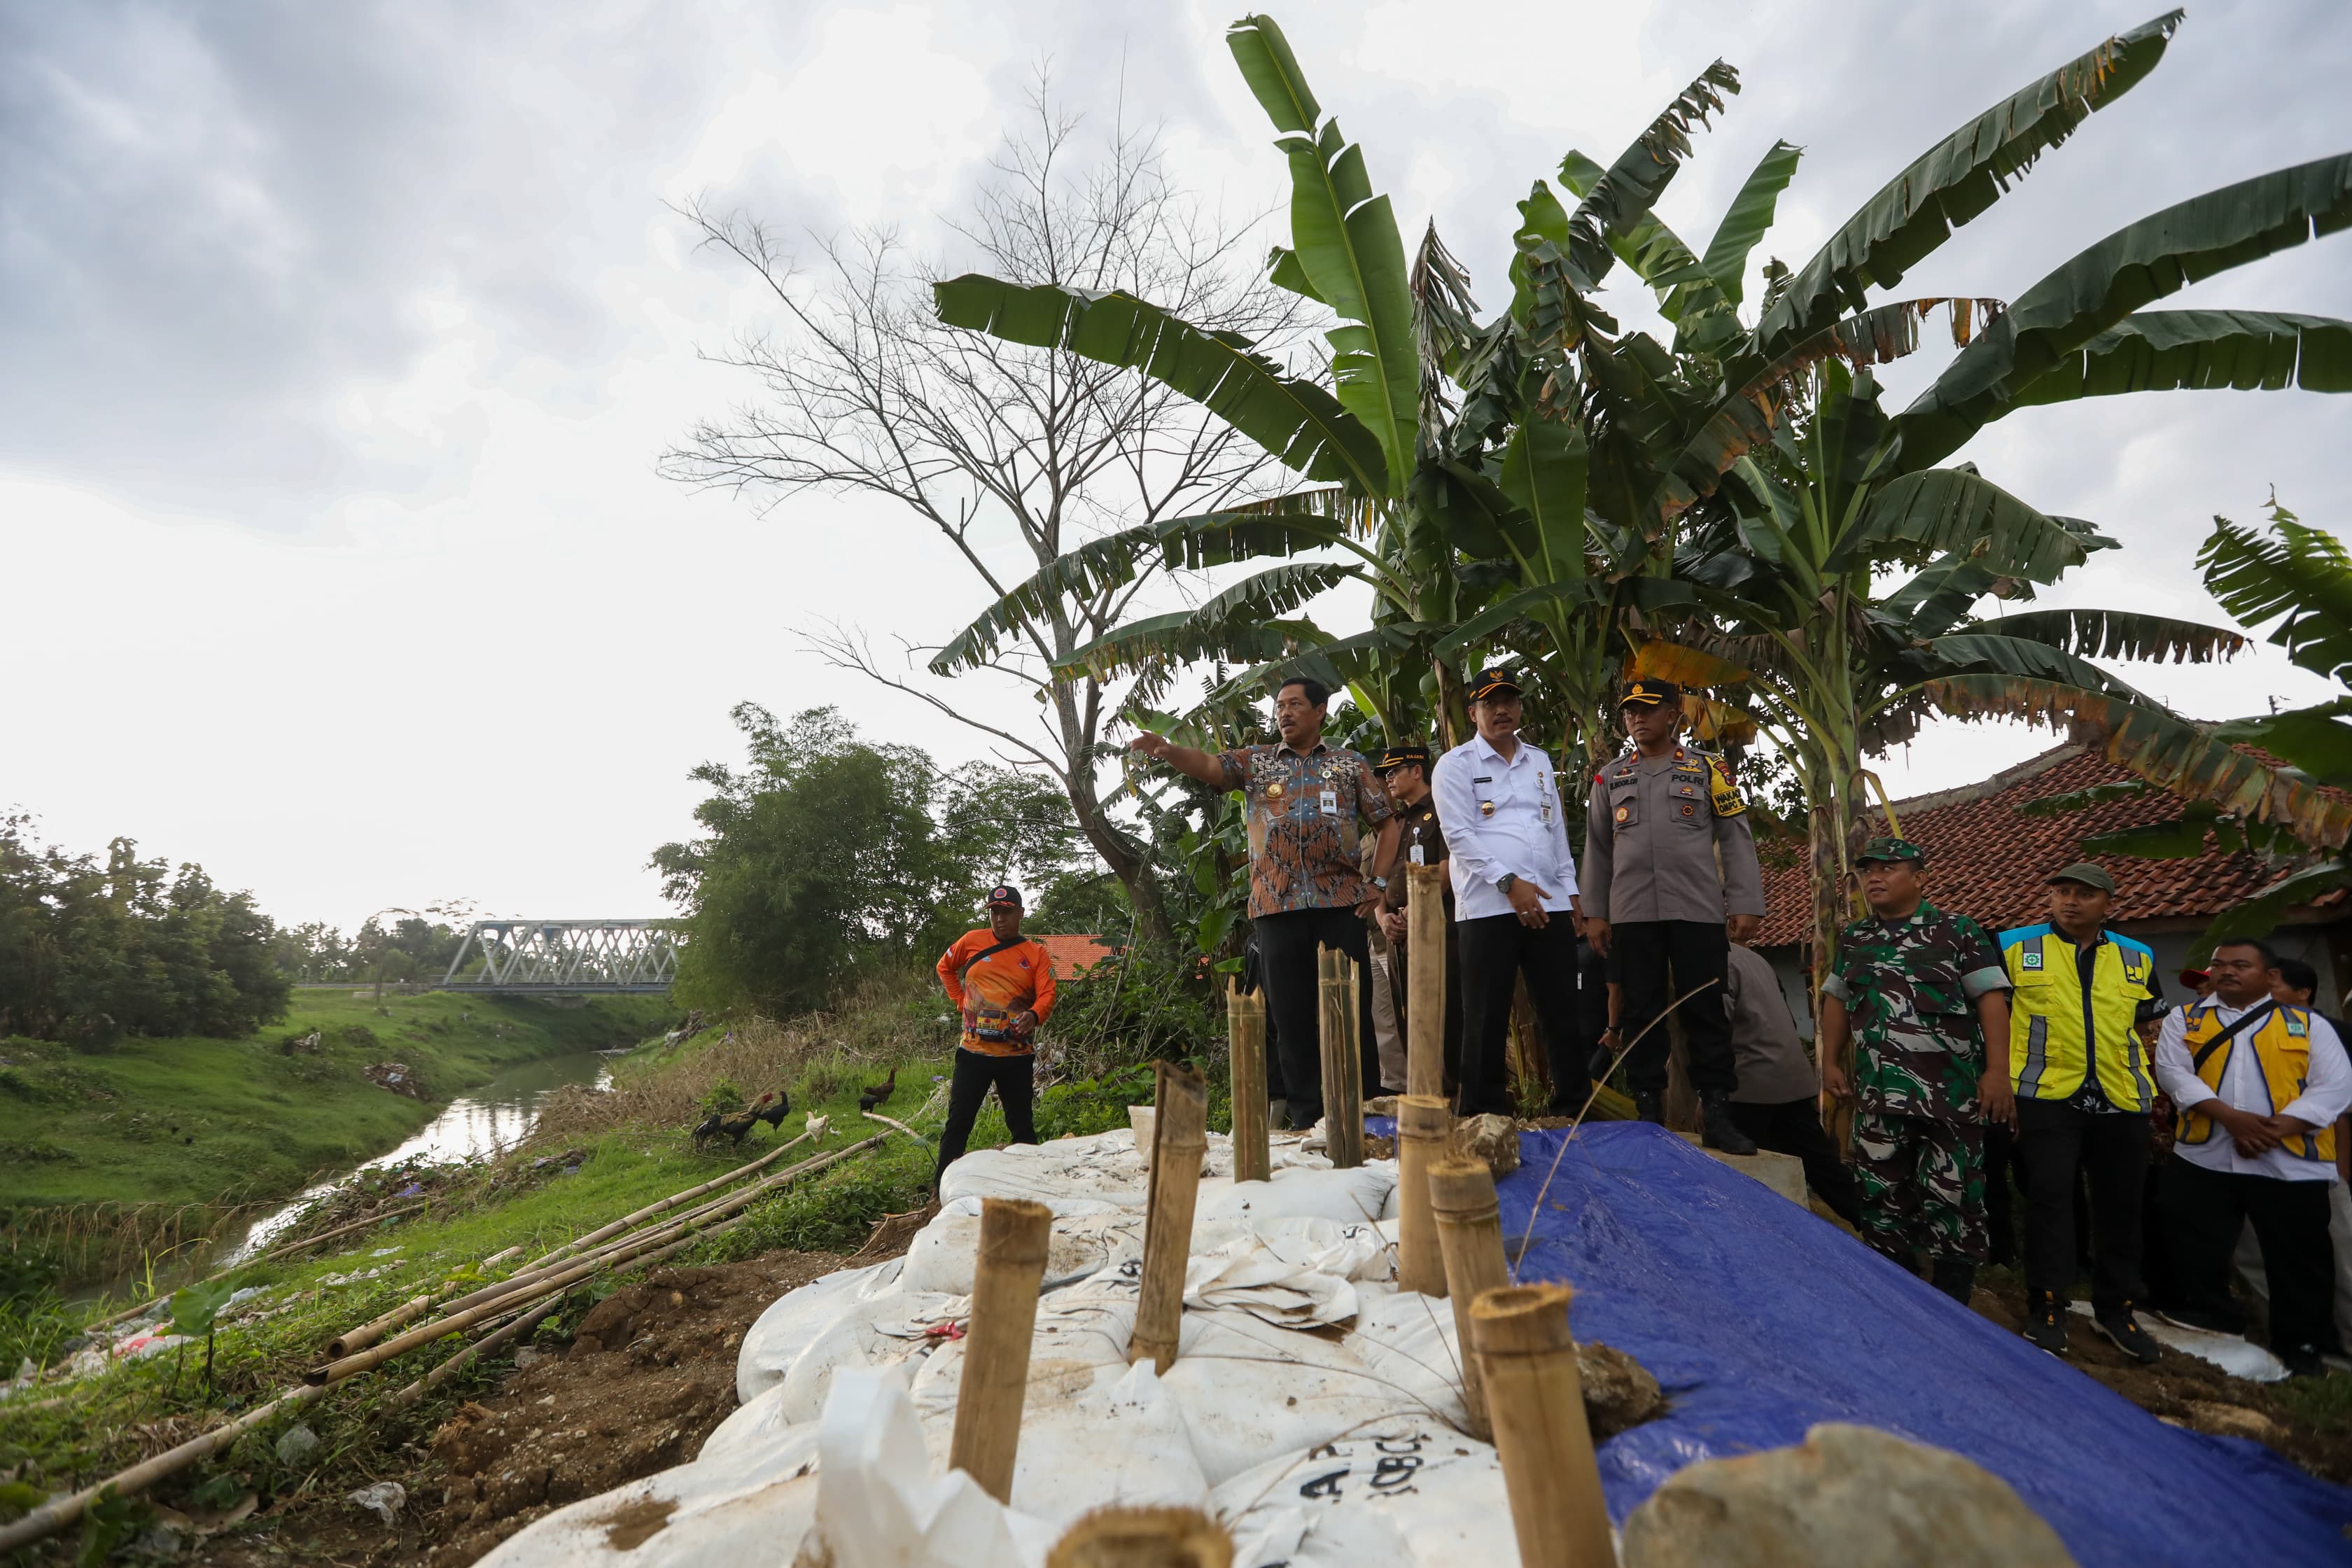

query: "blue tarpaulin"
left=1461, top=1121, right=2351, bottom=1564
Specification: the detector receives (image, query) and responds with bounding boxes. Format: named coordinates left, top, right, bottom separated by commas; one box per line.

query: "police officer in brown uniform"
left=1582, top=678, right=1765, bottom=1154
left=1375, top=743, right=1464, bottom=1095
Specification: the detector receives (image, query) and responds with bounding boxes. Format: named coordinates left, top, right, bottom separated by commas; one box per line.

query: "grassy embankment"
left=0, top=988, right=671, bottom=1277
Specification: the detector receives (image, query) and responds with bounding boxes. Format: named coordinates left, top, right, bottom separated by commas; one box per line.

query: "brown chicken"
left=858, top=1068, right=897, bottom=1114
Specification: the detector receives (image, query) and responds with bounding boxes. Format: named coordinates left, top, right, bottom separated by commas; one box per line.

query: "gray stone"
left=1578, top=1340, right=1665, bottom=1440
left=1450, top=1113, right=1520, bottom=1179
left=1621, top=1422, right=2075, bottom=1568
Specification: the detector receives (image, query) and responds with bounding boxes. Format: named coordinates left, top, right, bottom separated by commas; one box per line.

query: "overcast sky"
left=4, top=0, right=2348, bottom=932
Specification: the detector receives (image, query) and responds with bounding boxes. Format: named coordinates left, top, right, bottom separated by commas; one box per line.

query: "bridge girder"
left=440, top=918, right=680, bottom=994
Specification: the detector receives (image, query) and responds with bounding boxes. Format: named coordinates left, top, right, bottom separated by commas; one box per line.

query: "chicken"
left=690, top=1090, right=790, bottom=1149
left=858, top=1068, right=897, bottom=1114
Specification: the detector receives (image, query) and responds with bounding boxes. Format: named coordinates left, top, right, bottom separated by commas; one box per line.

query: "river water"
left=220, top=1049, right=616, bottom=1264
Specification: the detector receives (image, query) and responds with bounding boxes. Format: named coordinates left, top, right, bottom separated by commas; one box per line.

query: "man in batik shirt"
left=1820, top=837, right=2015, bottom=1305
left=1130, top=676, right=1399, bottom=1128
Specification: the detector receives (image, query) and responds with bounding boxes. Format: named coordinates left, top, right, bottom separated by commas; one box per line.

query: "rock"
left=274, top=1422, right=321, bottom=1466
left=1621, top=1422, right=2075, bottom=1568
left=1578, top=1340, right=1665, bottom=1440
left=349, top=1480, right=407, bottom=1525
left=1449, top=1113, right=1520, bottom=1179
left=2184, top=1401, right=2285, bottom=1443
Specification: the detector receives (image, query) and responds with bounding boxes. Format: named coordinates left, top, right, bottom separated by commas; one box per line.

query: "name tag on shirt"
left=1408, top=844, right=1424, bottom=865
left=1320, top=789, right=1338, bottom=816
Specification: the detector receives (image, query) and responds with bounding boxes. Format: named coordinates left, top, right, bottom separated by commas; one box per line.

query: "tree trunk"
left=1807, top=794, right=1850, bottom=1151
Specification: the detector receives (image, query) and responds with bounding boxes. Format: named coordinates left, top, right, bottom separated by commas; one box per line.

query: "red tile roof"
left=1757, top=744, right=2337, bottom=948
left=1033, top=933, right=1117, bottom=979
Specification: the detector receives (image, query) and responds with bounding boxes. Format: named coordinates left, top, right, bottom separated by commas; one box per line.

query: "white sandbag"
left=1212, top=1420, right=1522, bottom=1567
left=477, top=1411, right=823, bottom=1568
left=1182, top=1217, right=1392, bottom=1329
left=738, top=1258, right=906, bottom=1403
left=801, top=1366, right=1058, bottom=1568
left=901, top=1204, right=1144, bottom=1296
left=1194, top=1161, right=1398, bottom=1227
left=774, top=1284, right=966, bottom=1425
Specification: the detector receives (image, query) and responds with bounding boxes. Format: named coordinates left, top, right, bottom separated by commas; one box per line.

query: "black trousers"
left=1388, top=928, right=1464, bottom=1096
left=1614, top=919, right=1737, bottom=1095
left=2015, top=1098, right=2148, bottom=1313
left=1458, top=913, right=1589, bottom=1117
left=1983, top=1123, right=2021, bottom=1266
left=1254, top=906, right=1380, bottom=1130
left=2161, top=1154, right=2339, bottom=1353
left=1728, top=1097, right=1862, bottom=1226
left=934, top=1048, right=1037, bottom=1189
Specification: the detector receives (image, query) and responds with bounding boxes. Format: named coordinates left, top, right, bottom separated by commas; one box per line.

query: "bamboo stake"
left=1429, top=1156, right=1508, bottom=1441
left=525, top=1124, right=818, bottom=1268
left=81, top=1200, right=432, bottom=1332
left=1394, top=1095, right=1450, bottom=1297
left=948, top=1197, right=1052, bottom=1502
left=307, top=1136, right=886, bottom=1385
left=1227, top=982, right=1270, bottom=1184
left=0, top=1136, right=894, bottom=1553
left=1318, top=948, right=1364, bottom=1168
left=1046, top=1506, right=1233, bottom=1568
left=1128, top=1062, right=1206, bottom=1375
left=1405, top=862, right=1448, bottom=1099
left=1471, top=1283, right=1614, bottom=1568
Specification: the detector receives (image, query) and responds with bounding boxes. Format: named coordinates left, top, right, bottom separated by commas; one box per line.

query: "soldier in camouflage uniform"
left=1819, top=837, right=2016, bottom=1304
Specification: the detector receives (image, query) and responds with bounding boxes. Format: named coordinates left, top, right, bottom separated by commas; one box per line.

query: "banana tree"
left=1944, top=498, right=2352, bottom=959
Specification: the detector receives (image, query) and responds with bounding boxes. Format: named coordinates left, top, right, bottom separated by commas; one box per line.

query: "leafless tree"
left=662, top=81, right=1296, bottom=942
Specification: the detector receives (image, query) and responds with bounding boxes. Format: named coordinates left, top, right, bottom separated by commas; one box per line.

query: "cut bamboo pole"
left=1227, top=982, right=1270, bottom=1184
left=1394, top=1095, right=1450, bottom=1297
left=1128, top=1062, right=1207, bottom=1375
left=948, top=1197, right=1053, bottom=1502
left=1471, top=1283, right=1614, bottom=1568
left=1318, top=948, right=1365, bottom=1169
left=328, top=1292, right=433, bottom=1358
left=1046, top=1506, right=1233, bottom=1568
left=1429, top=1156, right=1508, bottom=1441
left=385, top=1295, right=561, bottom=1410
left=525, top=1124, right=817, bottom=1268
left=1405, top=862, right=1448, bottom=1099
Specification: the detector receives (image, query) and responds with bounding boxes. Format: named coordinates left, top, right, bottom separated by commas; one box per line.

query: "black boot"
left=1633, top=1088, right=1665, bottom=1125
left=1700, top=1090, right=1757, bottom=1154
left=1930, top=1256, right=1977, bottom=1306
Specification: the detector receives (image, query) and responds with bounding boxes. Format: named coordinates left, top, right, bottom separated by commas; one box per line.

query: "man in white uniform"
left=2154, top=936, right=2352, bottom=1377
left=1432, top=666, right=1584, bottom=1117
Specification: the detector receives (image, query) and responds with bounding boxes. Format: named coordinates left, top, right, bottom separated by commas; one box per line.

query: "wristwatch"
left=1370, top=874, right=1389, bottom=889
left=1496, top=873, right=1518, bottom=894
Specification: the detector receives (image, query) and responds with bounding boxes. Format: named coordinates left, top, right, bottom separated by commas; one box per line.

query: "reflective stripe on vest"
left=2179, top=1004, right=2337, bottom=1163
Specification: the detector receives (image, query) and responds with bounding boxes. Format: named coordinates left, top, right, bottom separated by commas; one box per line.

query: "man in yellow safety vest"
left=2155, top=937, right=2352, bottom=1377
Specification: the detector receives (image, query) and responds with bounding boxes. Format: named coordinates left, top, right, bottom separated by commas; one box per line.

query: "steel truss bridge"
left=439, top=919, right=680, bottom=994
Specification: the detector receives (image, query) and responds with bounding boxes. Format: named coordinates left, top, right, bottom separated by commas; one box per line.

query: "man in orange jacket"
left=933, top=886, right=1057, bottom=1189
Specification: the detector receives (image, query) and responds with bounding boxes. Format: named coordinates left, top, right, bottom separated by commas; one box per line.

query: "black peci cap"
left=1377, top=743, right=1433, bottom=774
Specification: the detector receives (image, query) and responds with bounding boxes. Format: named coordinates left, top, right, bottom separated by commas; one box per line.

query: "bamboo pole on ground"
left=1128, top=1062, right=1206, bottom=1375
left=1471, top=1283, right=1614, bottom=1568
left=1046, top=1506, right=1233, bottom=1568
left=1227, top=982, right=1270, bottom=1184
left=1394, top=1096, right=1450, bottom=1297
left=329, top=1292, right=435, bottom=1358
left=385, top=1295, right=561, bottom=1410
left=1429, top=1156, right=1507, bottom=1441
left=1405, top=863, right=1448, bottom=1099
left=525, top=1124, right=818, bottom=1268
left=948, top=1197, right=1052, bottom=1503
left=1317, top=948, right=1364, bottom=1169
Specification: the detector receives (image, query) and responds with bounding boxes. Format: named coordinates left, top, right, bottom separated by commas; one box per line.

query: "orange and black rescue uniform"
left=932, top=927, right=1058, bottom=1186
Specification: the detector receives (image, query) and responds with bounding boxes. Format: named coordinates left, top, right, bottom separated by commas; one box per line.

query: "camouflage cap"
left=1856, top=836, right=1928, bottom=866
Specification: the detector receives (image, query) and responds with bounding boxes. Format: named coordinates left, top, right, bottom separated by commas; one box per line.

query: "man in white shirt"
left=2152, top=936, right=2352, bottom=1376
left=1431, top=666, right=1585, bottom=1117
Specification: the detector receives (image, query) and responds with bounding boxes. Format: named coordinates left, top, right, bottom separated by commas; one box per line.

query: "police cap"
left=1620, top=678, right=1683, bottom=709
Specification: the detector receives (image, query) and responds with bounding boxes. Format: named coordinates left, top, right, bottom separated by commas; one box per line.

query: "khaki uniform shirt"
left=1580, top=746, right=1765, bottom=925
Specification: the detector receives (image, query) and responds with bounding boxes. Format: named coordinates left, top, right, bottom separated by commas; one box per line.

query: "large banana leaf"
left=1975, top=607, right=2248, bottom=664
left=1702, top=140, right=1803, bottom=306
left=2010, top=310, right=2352, bottom=410
left=1060, top=608, right=1319, bottom=682
left=932, top=274, right=1387, bottom=491
left=926, top=507, right=1356, bottom=675
left=1917, top=633, right=2149, bottom=700
left=1879, top=555, right=2010, bottom=638
left=1558, top=150, right=1743, bottom=356
left=1924, top=674, right=2352, bottom=850
left=1834, top=468, right=2085, bottom=583
left=1205, top=622, right=1435, bottom=712
left=1563, top=62, right=1741, bottom=290
left=2199, top=503, right=2352, bottom=685
left=1228, top=14, right=1418, bottom=494
left=1434, top=578, right=1697, bottom=657
left=1753, top=10, right=2182, bottom=356
left=1628, top=640, right=1752, bottom=687
left=1899, top=155, right=2352, bottom=467
left=2213, top=700, right=2352, bottom=790
left=1495, top=414, right=1590, bottom=584
left=2192, top=860, right=2352, bottom=962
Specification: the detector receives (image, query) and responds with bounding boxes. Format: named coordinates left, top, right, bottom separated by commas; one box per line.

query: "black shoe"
left=2092, top=1305, right=2160, bottom=1366
left=1929, top=1258, right=1977, bottom=1306
left=2153, top=1304, right=2244, bottom=1336
left=2281, top=1345, right=2329, bottom=1379
left=2023, top=1291, right=2068, bottom=1356
left=1700, top=1091, right=1757, bottom=1155
left=1633, top=1089, right=1665, bottom=1126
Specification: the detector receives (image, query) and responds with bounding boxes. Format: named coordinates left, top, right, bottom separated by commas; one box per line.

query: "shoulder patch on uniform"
left=1705, top=756, right=1745, bottom=818
left=2021, top=950, right=2043, bottom=970
left=2288, top=1012, right=2310, bottom=1037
